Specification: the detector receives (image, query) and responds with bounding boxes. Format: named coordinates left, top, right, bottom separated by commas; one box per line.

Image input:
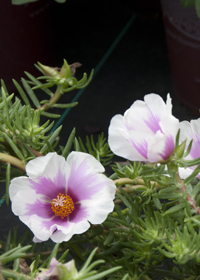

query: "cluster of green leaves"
left=0, top=61, right=83, bottom=158
left=73, top=133, right=114, bottom=166
left=0, top=61, right=94, bottom=206
left=35, top=61, right=94, bottom=93
left=2, top=60, right=200, bottom=280
left=0, top=76, right=62, bottom=186
left=75, top=159, right=200, bottom=280
left=0, top=229, right=121, bottom=280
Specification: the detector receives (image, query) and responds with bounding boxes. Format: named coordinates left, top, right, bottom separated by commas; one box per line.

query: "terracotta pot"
left=0, top=0, right=55, bottom=93
left=161, top=0, right=200, bottom=116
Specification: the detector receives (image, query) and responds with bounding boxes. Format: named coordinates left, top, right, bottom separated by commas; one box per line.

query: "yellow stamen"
left=51, top=193, right=75, bottom=219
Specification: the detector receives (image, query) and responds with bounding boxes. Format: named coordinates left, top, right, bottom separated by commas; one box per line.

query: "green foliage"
left=0, top=80, right=57, bottom=160
left=0, top=231, right=121, bottom=280
left=0, top=61, right=93, bottom=183
left=74, top=133, right=114, bottom=166
left=34, top=60, right=94, bottom=93
left=3, top=60, right=200, bottom=280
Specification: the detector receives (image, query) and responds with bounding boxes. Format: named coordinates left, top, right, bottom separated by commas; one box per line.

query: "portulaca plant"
left=1, top=60, right=200, bottom=280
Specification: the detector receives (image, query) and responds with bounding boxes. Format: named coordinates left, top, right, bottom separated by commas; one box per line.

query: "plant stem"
left=176, top=172, right=200, bottom=214
left=1, top=268, right=31, bottom=280
left=114, top=178, right=161, bottom=190
left=0, top=153, right=25, bottom=172
left=116, top=185, right=145, bottom=194
left=35, top=85, right=63, bottom=112
left=26, top=248, right=64, bottom=258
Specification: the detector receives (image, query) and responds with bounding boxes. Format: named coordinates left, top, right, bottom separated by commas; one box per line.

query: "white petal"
left=76, top=173, right=116, bottom=205
left=9, top=176, right=31, bottom=201
left=125, top=93, right=171, bottom=133
left=166, top=93, right=173, bottom=114
left=125, top=100, right=154, bottom=134
left=108, top=115, right=148, bottom=161
left=67, top=151, right=105, bottom=174
left=179, top=119, right=200, bottom=147
left=33, top=236, right=43, bottom=243
left=26, top=152, right=66, bottom=180
left=51, top=229, right=73, bottom=243
left=190, top=119, right=200, bottom=140
left=179, top=121, right=193, bottom=144
left=51, top=220, right=90, bottom=243
left=160, top=115, right=179, bottom=138
left=30, top=215, right=56, bottom=241
left=180, top=119, right=200, bottom=160
left=83, top=199, right=115, bottom=224
left=144, top=93, right=172, bottom=118
left=148, top=131, right=170, bottom=162
left=11, top=190, right=39, bottom=216
left=178, top=167, right=193, bottom=179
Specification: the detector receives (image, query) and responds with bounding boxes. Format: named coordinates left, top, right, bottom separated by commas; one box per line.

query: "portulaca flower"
left=9, top=152, right=116, bottom=243
left=36, top=257, right=77, bottom=280
left=108, top=93, right=179, bottom=163
left=179, top=119, right=200, bottom=179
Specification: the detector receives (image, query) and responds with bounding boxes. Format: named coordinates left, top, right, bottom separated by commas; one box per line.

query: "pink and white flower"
left=108, top=93, right=179, bottom=163
left=179, top=119, right=200, bottom=179
left=36, top=257, right=77, bottom=280
left=9, top=152, right=116, bottom=243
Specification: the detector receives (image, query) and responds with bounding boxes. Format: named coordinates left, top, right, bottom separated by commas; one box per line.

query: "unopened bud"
left=37, top=62, right=59, bottom=77
left=60, top=59, right=72, bottom=79
left=175, top=139, right=186, bottom=160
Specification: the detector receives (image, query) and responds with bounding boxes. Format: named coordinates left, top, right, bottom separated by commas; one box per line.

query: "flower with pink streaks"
left=36, top=257, right=77, bottom=280
left=9, top=152, right=116, bottom=243
left=179, top=119, right=200, bottom=179
left=108, top=93, right=179, bottom=163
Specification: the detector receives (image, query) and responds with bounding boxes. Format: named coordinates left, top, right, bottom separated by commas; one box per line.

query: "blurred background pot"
left=161, top=0, right=200, bottom=116
left=123, top=0, right=161, bottom=13
left=0, top=0, right=55, bottom=93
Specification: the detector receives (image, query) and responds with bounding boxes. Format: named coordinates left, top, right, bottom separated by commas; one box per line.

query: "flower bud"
left=175, top=139, right=186, bottom=160
left=60, top=59, right=72, bottom=79
left=37, top=62, right=59, bottom=77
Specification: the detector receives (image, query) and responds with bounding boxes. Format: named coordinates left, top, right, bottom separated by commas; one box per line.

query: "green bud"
left=37, top=62, right=59, bottom=77
left=175, top=139, right=186, bottom=160
left=60, top=59, right=72, bottom=79
left=58, top=260, right=78, bottom=280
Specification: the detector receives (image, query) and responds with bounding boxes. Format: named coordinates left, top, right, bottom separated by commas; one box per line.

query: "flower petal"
left=26, top=152, right=66, bottom=180
left=108, top=115, right=148, bottom=161
left=29, top=214, right=57, bottom=241
left=108, top=93, right=179, bottom=163
left=51, top=220, right=90, bottom=243
left=9, top=152, right=116, bottom=243
left=9, top=176, right=31, bottom=201
left=148, top=131, right=175, bottom=162
left=66, top=152, right=115, bottom=202
left=179, top=167, right=193, bottom=179
left=180, top=119, right=200, bottom=160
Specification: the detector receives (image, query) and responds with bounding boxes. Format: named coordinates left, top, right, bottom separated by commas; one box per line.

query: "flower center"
left=51, top=193, right=75, bottom=219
